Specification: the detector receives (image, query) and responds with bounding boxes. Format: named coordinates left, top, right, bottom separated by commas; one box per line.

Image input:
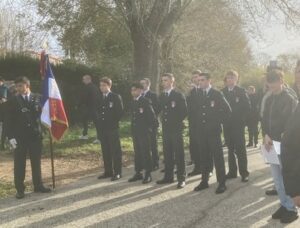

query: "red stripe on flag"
left=49, top=98, right=68, bottom=140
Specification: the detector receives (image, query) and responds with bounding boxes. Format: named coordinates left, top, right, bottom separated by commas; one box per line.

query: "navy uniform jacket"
left=143, top=90, right=160, bottom=115
left=187, top=87, right=199, bottom=130
left=196, top=88, right=231, bottom=135
left=7, top=93, right=42, bottom=141
left=222, top=86, right=251, bottom=127
left=131, top=96, right=156, bottom=134
left=96, top=92, right=124, bottom=131
left=159, top=90, right=187, bottom=132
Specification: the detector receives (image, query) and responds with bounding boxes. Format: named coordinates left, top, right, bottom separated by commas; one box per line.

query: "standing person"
left=292, top=60, right=300, bottom=100
left=193, top=73, right=231, bottom=194
left=187, top=70, right=203, bottom=176
left=282, top=103, right=300, bottom=208
left=7, top=77, right=51, bottom=199
left=156, top=73, right=187, bottom=189
left=96, top=77, right=124, bottom=181
left=246, top=86, right=260, bottom=148
left=0, top=77, right=8, bottom=150
left=261, top=69, right=298, bottom=224
left=78, top=75, right=100, bottom=143
left=128, top=82, right=156, bottom=184
left=140, top=78, right=160, bottom=170
left=222, top=70, right=250, bottom=182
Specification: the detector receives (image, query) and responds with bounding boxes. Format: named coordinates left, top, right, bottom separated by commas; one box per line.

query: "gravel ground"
left=0, top=147, right=299, bottom=228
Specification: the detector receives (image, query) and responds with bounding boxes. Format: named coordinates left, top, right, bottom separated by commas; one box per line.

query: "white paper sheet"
left=273, top=141, right=281, bottom=155
left=260, top=145, right=280, bottom=165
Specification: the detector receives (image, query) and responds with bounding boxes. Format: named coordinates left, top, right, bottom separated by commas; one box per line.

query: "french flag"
left=40, top=51, right=68, bottom=140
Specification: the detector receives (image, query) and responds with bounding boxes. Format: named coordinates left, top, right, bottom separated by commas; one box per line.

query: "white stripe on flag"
left=49, top=78, right=62, bottom=99
left=41, top=99, right=51, bottom=127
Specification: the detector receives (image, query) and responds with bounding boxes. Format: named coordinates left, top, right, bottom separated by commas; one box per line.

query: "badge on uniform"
left=139, top=108, right=144, bottom=113
left=109, top=102, right=113, bottom=108
left=171, top=101, right=176, bottom=108
left=210, top=100, right=215, bottom=107
left=235, top=97, right=239, bottom=103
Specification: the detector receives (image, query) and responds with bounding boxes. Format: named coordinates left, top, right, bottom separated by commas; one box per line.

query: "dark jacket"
left=131, top=96, right=156, bottom=134
left=159, top=89, right=187, bottom=133
left=143, top=90, right=160, bottom=128
left=96, top=92, right=124, bottom=130
left=282, top=103, right=300, bottom=197
left=222, top=86, right=251, bottom=127
left=196, top=88, right=232, bottom=135
left=247, top=93, right=260, bottom=123
left=7, top=93, right=43, bottom=141
left=261, top=90, right=298, bottom=141
left=79, top=83, right=100, bottom=112
left=187, top=87, right=199, bottom=131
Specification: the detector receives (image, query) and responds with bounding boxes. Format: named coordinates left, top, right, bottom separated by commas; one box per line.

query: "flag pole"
left=49, top=130, right=56, bottom=189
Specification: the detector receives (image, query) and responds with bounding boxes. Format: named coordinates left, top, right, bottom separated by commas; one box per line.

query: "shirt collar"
left=164, top=88, right=173, bottom=95
left=205, top=84, right=212, bottom=93
left=135, top=95, right=142, bottom=101
left=22, top=92, right=31, bottom=99
left=103, top=91, right=111, bottom=97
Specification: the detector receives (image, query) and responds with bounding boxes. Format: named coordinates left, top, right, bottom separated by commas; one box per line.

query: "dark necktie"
left=203, top=90, right=207, bottom=97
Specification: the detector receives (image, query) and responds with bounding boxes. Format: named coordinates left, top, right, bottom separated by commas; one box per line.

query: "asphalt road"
left=0, top=147, right=299, bottom=228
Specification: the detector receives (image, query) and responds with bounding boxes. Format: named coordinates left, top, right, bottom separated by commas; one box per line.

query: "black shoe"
left=160, top=169, right=165, bottom=173
left=142, top=175, right=152, bottom=184
left=111, top=174, right=121, bottom=181
left=177, top=181, right=186, bottom=189
left=194, top=181, right=209, bottom=192
left=280, top=210, right=298, bottom=223
left=152, top=164, right=159, bottom=171
left=215, top=184, right=227, bottom=194
left=97, top=173, right=112, bottom=179
left=226, top=173, right=237, bottom=179
left=188, top=170, right=201, bottom=177
left=246, top=143, right=253, bottom=147
left=16, top=191, right=25, bottom=199
left=272, top=206, right=287, bottom=219
left=241, top=175, right=249, bottom=182
left=34, top=186, right=51, bottom=193
left=156, top=178, right=174, bottom=184
left=128, top=173, right=143, bottom=182
left=265, top=189, right=277, bottom=196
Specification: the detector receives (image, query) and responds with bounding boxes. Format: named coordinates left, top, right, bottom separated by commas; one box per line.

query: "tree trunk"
left=131, top=32, right=161, bottom=92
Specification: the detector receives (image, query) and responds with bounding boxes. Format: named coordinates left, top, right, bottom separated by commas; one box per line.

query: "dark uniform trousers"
left=96, top=92, right=124, bottom=176
left=160, top=90, right=187, bottom=182
left=163, top=128, right=185, bottom=181
left=196, top=88, right=230, bottom=184
left=144, top=91, right=160, bottom=166
left=14, top=139, right=43, bottom=192
left=222, top=86, right=250, bottom=178
left=99, top=129, right=122, bottom=176
left=247, top=120, right=259, bottom=145
left=132, top=130, right=152, bottom=173
left=223, top=124, right=248, bottom=177
left=131, top=97, right=156, bottom=174
left=7, top=94, right=45, bottom=193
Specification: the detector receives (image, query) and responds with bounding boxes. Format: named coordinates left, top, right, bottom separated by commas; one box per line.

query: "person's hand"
left=264, top=134, right=273, bottom=152
left=293, top=196, right=300, bottom=207
left=9, top=138, right=17, bottom=149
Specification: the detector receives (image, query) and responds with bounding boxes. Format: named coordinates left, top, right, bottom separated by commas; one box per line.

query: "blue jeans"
left=270, top=159, right=296, bottom=212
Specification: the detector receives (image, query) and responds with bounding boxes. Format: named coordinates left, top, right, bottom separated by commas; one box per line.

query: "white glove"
left=9, top=138, right=17, bottom=149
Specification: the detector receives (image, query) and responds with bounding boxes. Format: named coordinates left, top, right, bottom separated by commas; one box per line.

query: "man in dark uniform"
left=140, top=78, right=160, bottom=170
left=78, top=75, right=100, bottom=143
left=96, top=77, right=124, bottom=181
left=186, top=70, right=202, bottom=176
left=156, top=73, right=187, bottom=189
left=246, top=86, right=260, bottom=148
left=222, top=70, right=250, bottom=182
left=193, top=73, right=231, bottom=194
left=0, top=76, right=8, bottom=150
left=128, top=82, right=157, bottom=184
left=7, top=77, right=51, bottom=199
